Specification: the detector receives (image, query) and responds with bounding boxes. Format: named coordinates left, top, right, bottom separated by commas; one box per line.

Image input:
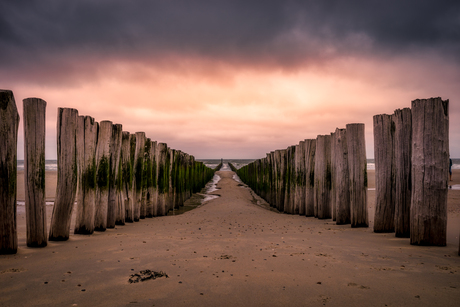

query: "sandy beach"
left=2, top=169, right=459, bottom=306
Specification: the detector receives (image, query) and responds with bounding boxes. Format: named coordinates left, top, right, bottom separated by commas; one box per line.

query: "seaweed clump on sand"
left=128, top=270, right=169, bottom=283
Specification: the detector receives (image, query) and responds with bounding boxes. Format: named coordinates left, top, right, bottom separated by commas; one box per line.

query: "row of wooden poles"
left=233, top=123, right=368, bottom=227
left=0, top=90, right=216, bottom=254
left=234, top=97, right=452, bottom=248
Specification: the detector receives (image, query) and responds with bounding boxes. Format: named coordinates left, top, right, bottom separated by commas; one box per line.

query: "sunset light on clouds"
left=1, top=1, right=459, bottom=159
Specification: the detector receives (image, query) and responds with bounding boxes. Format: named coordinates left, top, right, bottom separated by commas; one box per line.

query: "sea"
left=16, top=158, right=460, bottom=171
left=15, top=158, right=460, bottom=208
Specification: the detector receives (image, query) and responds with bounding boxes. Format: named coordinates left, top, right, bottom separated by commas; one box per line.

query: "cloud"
left=2, top=1, right=459, bottom=158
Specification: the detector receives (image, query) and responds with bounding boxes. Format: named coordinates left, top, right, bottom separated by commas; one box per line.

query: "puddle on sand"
left=168, top=173, right=221, bottom=216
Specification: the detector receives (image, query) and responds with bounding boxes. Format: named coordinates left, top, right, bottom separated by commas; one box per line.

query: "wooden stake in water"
left=23, top=98, right=47, bottom=247
left=49, top=108, right=78, bottom=240
left=0, top=90, right=19, bottom=254
left=411, top=98, right=449, bottom=246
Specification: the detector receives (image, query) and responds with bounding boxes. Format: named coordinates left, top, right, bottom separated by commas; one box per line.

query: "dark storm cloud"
left=1, top=0, right=459, bottom=73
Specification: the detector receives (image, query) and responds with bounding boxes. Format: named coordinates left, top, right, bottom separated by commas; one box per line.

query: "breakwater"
left=234, top=97, right=453, bottom=250
left=0, top=90, right=216, bottom=254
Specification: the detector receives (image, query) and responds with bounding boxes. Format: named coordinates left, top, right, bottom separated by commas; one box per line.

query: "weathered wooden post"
left=74, top=116, right=98, bottom=234
left=267, top=152, right=275, bottom=207
left=143, top=138, right=152, bottom=218
left=49, top=108, right=79, bottom=240
left=133, top=132, right=145, bottom=221
left=274, top=149, right=286, bottom=212
left=151, top=141, right=159, bottom=216
left=330, top=132, right=337, bottom=221
left=156, top=142, right=168, bottom=216
left=295, top=143, right=305, bottom=215
left=334, top=128, right=350, bottom=224
left=373, top=114, right=395, bottom=233
left=94, top=121, right=112, bottom=231
left=0, top=90, right=20, bottom=254
left=121, top=132, right=135, bottom=223
left=346, top=123, right=368, bottom=228
left=304, top=139, right=316, bottom=217
left=167, top=147, right=174, bottom=212
left=314, top=135, right=332, bottom=219
left=107, top=123, right=122, bottom=228
left=23, top=98, right=47, bottom=247
left=393, top=108, right=412, bottom=238
left=411, top=98, right=449, bottom=246
left=284, top=145, right=296, bottom=214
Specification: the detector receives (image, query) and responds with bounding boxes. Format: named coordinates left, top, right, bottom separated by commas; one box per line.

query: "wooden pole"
left=157, top=142, right=168, bottom=216
left=275, top=149, right=286, bottom=212
left=330, top=132, right=337, bottom=221
left=284, top=146, right=296, bottom=214
left=334, top=128, right=350, bottom=225
left=107, top=123, right=122, bottom=228
left=346, top=123, right=368, bottom=228
left=314, top=135, right=332, bottom=219
left=150, top=141, right=159, bottom=216
left=373, top=114, right=395, bottom=233
left=411, top=98, right=449, bottom=246
left=304, top=139, right=316, bottom=217
left=121, top=132, right=135, bottom=223
left=49, top=108, right=78, bottom=240
left=23, top=98, right=47, bottom=247
left=133, top=132, right=145, bottom=221
left=295, top=143, right=305, bottom=215
left=0, top=90, right=19, bottom=254
left=74, top=116, right=98, bottom=234
left=94, top=121, right=112, bottom=231
left=143, top=138, right=153, bottom=217
left=393, top=108, right=412, bottom=238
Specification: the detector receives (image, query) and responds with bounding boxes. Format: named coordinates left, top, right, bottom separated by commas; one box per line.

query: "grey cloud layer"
left=1, top=0, right=459, bottom=71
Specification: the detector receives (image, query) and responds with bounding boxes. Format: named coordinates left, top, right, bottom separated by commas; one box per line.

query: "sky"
left=1, top=0, right=459, bottom=159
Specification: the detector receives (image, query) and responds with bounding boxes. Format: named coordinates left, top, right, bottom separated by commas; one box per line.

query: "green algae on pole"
left=346, top=123, right=368, bottom=228
left=314, top=134, right=332, bottom=219
left=393, top=108, right=412, bottom=238
left=23, top=98, right=47, bottom=247
left=147, top=140, right=158, bottom=217
left=49, top=108, right=79, bottom=241
left=334, top=128, right=350, bottom=225
left=411, top=98, right=449, bottom=246
left=0, top=90, right=19, bottom=254
left=296, top=142, right=306, bottom=216
left=121, top=132, right=135, bottom=223
left=133, top=132, right=145, bottom=221
left=373, top=114, right=395, bottom=233
left=156, top=142, right=169, bottom=216
left=94, top=121, right=112, bottom=231
left=107, top=124, right=122, bottom=228
left=143, top=138, right=153, bottom=218
left=74, top=116, right=98, bottom=234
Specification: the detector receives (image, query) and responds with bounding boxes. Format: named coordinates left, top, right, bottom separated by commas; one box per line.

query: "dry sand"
left=2, top=170, right=459, bottom=306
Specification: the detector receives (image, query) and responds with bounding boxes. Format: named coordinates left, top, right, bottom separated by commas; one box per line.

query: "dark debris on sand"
left=128, top=270, right=169, bottom=283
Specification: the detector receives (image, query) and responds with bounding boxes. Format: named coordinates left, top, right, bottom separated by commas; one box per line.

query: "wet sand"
left=2, top=170, right=459, bottom=306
